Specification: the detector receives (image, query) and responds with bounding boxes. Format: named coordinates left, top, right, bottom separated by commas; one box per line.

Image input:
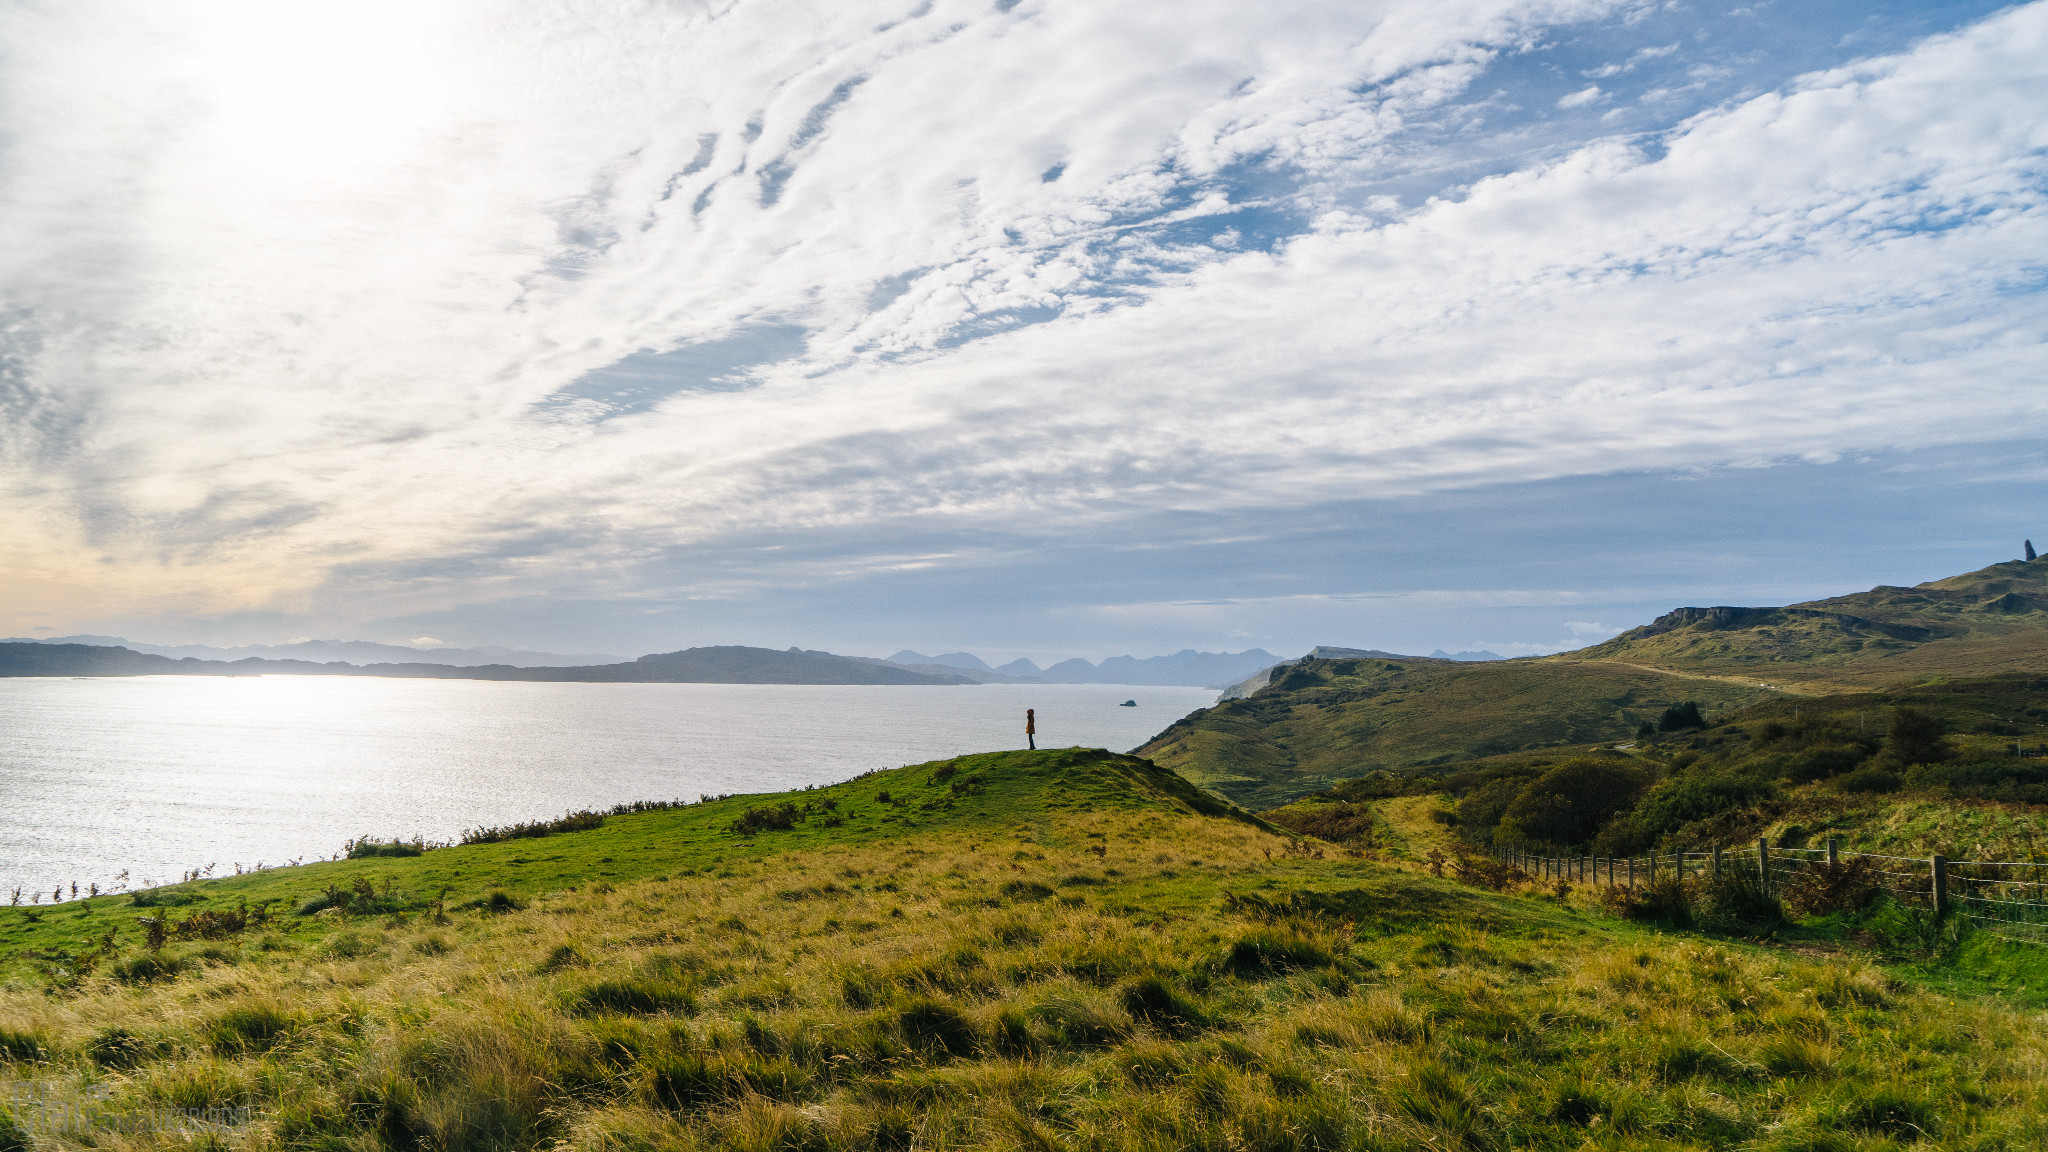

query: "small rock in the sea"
left=1120, top=699, right=1137, bottom=707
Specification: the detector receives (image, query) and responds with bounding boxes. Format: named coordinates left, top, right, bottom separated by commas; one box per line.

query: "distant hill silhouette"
left=0, top=643, right=969, bottom=685
left=0, top=635, right=618, bottom=668
left=890, top=648, right=1279, bottom=687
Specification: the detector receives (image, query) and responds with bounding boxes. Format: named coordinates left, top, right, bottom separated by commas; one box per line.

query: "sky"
left=1, top=0, right=2044, bottom=665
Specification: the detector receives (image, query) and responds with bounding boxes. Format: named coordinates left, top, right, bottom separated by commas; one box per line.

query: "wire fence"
left=1487, top=837, right=2048, bottom=944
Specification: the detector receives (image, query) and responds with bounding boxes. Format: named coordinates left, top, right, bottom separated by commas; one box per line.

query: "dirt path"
left=1377, top=794, right=1460, bottom=865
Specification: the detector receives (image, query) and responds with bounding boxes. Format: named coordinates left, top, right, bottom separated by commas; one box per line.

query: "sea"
left=0, top=676, right=1217, bottom=895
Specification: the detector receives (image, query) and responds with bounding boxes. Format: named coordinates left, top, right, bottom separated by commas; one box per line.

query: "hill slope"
left=2, top=747, right=2043, bottom=1151
left=1137, top=655, right=1770, bottom=809
left=1567, top=558, right=2048, bottom=689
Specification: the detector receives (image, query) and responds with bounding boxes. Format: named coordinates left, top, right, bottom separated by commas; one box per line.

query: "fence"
left=1486, top=837, right=2048, bottom=943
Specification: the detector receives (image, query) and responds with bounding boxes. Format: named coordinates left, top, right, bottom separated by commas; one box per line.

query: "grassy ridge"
left=0, top=749, right=1238, bottom=985
left=2, top=749, right=2046, bottom=1151
left=1138, top=657, right=1770, bottom=810
left=1568, top=559, right=2048, bottom=690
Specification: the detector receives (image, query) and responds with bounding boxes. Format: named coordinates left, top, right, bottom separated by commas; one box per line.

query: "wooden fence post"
left=1712, top=845, right=1722, bottom=880
left=1757, top=837, right=1771, bottom=889
left=1827, top=837, right=1839, bottom=868
left=1932, top=855, right=1949, bottom=917
left=1648, top=853, right=1657, bottom=887
left=1627, top=857, right=1635, bottom=889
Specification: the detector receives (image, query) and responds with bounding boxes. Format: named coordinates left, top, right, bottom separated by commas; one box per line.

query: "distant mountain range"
left=0, top=644, right=972, bottom=685
left=0, top=636, right=618, bottom=668
left=886, top=648, right=1280, bottom=687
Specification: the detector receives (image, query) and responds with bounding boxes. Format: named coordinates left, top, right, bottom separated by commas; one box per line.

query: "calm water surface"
left=0, top=677, right=1215, bottom=893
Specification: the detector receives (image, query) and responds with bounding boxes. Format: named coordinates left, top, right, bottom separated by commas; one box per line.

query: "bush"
left=1906, top=759, right=2048, bottom=803
left=1265, top=801, right=1378, bottom=845
left=1454, top=778, right=1526, bottom=844
left=460, top=810, right=604, bottom=845
left=1599, top=878, right=1691, bottom=926
left=1780, top=858, right=1882, bottom=917
left=1835, top=767, right=1901, bottom=794
left=1760, top=744, right=1871, bottom=783
left=729, top=803, right=804, bottom=836
left=1693, top=869, right=1785, bottom=932
left=1634, top=772, right=1777, bottom=836
left=1657, top=702, right=1707, bottom=732
left=1886, top=708, right=1952, bottom=766
left=1495, top=759, right=1651, bottom=849
left=344, top=837, right=427, bottom=858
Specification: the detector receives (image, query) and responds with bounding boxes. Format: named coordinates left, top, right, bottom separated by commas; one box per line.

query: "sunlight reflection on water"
left=0, top=677, right=1215, bottom=892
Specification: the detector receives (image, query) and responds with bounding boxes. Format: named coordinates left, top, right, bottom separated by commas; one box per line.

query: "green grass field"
left=3, top=748, right=2045, bottom=1151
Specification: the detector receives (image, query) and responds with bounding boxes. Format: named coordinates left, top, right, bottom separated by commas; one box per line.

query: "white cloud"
left=1557, top=84, right=1605, bottom=107
left=0, top=0, right=2043, bottom=633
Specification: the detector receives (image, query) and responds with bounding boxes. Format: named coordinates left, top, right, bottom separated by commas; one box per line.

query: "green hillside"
left=1566, top=558, right=2048, bottom=690
left=1137, top=656, right=1771, bottom=810
left=1262, top=671, right=2048, bottom=863
left=1139, top=558, right=2048, bottom=812
left=4, top=748, right=2047, bottom=1151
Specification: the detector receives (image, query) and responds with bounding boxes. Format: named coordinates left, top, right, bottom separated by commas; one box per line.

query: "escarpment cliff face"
left=1565, top=558, right=2048, bottom=689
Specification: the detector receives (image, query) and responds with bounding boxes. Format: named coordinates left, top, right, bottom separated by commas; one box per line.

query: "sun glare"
left=190, top=2, right=450, bottom=180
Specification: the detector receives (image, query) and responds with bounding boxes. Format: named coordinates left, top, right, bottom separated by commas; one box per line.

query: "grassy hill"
left=3, top=748, right=2046, bottom=1151
left=1259, top=671, right=2048, bottom=868
left=1136, top=656, right=1771, bottom=810
left=1564, top=558, right=2048, bottom=690
left=1139, top=558, right=2048, bottom=812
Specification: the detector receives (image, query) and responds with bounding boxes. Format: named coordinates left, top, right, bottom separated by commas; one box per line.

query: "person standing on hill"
left=1026, top=708, right=1036, bottom=751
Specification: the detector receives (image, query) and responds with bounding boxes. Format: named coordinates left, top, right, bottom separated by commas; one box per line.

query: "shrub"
left=1494, top=759, right=1650, bottom=849
left=1886, top=708, right=1953, bottom=765
left=460, top=809, right=604, bottom=845
left=1835, top=767, right=1902, bottom=794
left=1906, top=759, right=2048, bottom=803
left=1265, top=801, right=1378, bottom=845
left=1455, top=778, right=1527, bottom=844
left=344, top=837, right=427, bottom=858
left=453, top=891, right=524, bottom=914
left=1780, top=858, right=1882, bottom=917
left=1599, top=878, right=1691, bottom=926
left=730, top=802, right=805, bottom=835
left=1693, top=869, right=1785, bottom=932
left=1634, top=772, right=1777, bottom=836
left=1657, top=702, right=1707, bottom=732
